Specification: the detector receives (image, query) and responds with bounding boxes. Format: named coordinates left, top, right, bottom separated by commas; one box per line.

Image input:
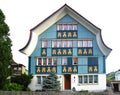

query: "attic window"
left=57, top=23, right=78, bottom=31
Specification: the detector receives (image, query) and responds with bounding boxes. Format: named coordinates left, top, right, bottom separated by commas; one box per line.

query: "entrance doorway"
left=64, top=74, right=71, bottom=90
left=113, top=83, right=119, bottom=92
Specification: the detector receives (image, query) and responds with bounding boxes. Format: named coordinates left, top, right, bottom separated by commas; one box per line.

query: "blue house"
left=20, top=4, right=112, bottom=91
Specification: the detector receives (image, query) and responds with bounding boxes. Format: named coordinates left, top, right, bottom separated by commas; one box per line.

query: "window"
left=37, top=76, right=47, bottom=84
left=62, top=58, right=67, bottom=65
left=78, top=40, right=93, bottom=47
left=37, top=58, right=42, bottom=66
left=73, top=24, right=77, bottom=30
left=48, top=58, right=52, bottom=66
left=78, top=75, right=98, bottom=84
left=57, top=40, right=62, bottom=47
left=18, top=67, right=22, bottom=70
left=94, top=75, right=98, bottom=83
left=52, top=58, right=57, bottom=65
left=83, top=41, right=87, bottom=47
left=52, top=40, right=57, bottom=48
left=42, top=40, right=47, bottom=48
left=88, top=57, right=98, bottom=73
left=62, top=40, right=67, bottom=47
left=42, top=76, right=47, bottom=82
left=68, top=40, right=72, bottom=47
left=73, top=57, right=78, bottom=65
left=89, top=75, right=93, bottom=83
left=78, top=76, right=83, bottom=83
left=78, top=40, right=82, bottom=47
left=57, top=24, right=78, bottom=31
left=88, top=41, right=93, bottom=47
left=43, top=58, right=47, bottom=66
left=14, top=67, right=17, bottom=70
left=84, top=75, right=88, bottom=83
left=37, top=76, right=41, bottom=84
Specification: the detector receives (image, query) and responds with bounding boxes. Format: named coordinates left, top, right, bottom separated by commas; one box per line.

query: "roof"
left=19, top=4, right=112, bottom=57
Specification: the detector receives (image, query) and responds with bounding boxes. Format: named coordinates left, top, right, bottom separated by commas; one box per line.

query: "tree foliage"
left=0, top=9, right=12, bottom=89
left=3, top=83, right=23, bottom=91
left=11, top=74, right=33, bottom=91
left=43, top=72, right=61, bottom=91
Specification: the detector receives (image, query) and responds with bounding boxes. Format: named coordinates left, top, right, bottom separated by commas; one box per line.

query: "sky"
left=0, top=0, right=120, bottom=73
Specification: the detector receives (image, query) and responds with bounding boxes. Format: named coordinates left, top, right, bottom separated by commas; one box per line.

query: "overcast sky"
left=0, top=0, right=120, bottom=73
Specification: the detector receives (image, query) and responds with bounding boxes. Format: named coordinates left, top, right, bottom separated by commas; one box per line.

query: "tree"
left=11, top=74, right=33, bottom=91
left=0, top=9, right=12, bottom=89
left=43, top=72, right=61, bottom=91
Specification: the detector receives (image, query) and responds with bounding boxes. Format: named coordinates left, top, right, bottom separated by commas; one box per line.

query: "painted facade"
left=20, top=4, right=112, bottom=91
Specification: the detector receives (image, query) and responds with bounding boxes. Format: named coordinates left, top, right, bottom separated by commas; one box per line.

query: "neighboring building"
left=20, top=4, right=112, bottom=91
left=111, top=70, right=120, bottom=92
left=11, top=62, right=26, bottom=75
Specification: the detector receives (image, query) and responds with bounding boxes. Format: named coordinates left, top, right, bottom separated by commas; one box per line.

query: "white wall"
left=71, top=74, right=106, bottom=92
left=29, top=74, right=106, bottom=92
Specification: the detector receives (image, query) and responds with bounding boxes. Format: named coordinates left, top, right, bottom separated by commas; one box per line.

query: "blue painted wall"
left=29, top=15, right=105, bottom=74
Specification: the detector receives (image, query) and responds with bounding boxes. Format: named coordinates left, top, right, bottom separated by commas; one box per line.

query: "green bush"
left=3, top=83, right=23, bottom=91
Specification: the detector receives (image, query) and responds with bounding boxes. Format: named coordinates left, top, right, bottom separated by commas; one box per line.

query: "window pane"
left=94, top=75, right=98, bottom=83
left=83, top=41, right=87, bottom=47
left=57, top=40, right=62, bottom=47
left=73, top=24, right=77, bottom=30
left=52, top=41, right=57, bottom=47
left=78, top=76, right=83, bottom=83
left=37, top=58, right=42, bottom=66
left=42, top=40, right=47, bottom=48
left=52, top=58, right=57, bottom=65
left=37, top=76, right=41, bottom=84
left=43, top=58, right=46, bottom=66
left=78, top=41, right=82, bottom=47
left=73, top=58, right=78, bottom=65
left=68, top=24, right=72, bottom=30
left=68, top=40, right=72, bottom=47
left=42, top=76, right=46, bottom=83
left=64, top=24, right=67, bottom=30
left=89, top=75, right=93, bottom=83
left=88, top=41, right=92, bottom=47
left=14, top=67, right=17, bottom=70
left=48, top=58, right=52, bottom=66
left=84, top=75, right=88, bottom=83
left=62, top=41, right=67, bottom=47
left=62, top=58, right=67, bottom=65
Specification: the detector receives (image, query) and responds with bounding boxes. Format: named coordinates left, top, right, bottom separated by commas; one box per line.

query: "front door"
left=64, top=74, right=71, bottom=90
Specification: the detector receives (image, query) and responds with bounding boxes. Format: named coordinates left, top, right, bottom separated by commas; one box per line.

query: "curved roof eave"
left=19, top=4, right=112, bottom=57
